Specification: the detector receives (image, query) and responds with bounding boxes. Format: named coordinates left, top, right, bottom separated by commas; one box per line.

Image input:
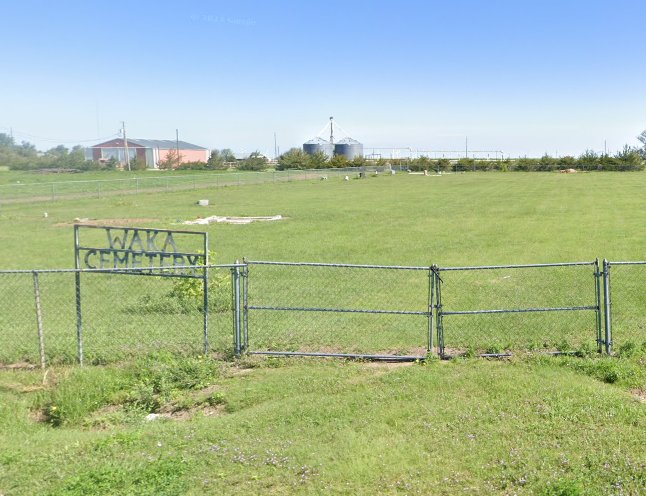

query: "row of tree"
left=274, top=146, right=645, bottom=172
left=1, top=132, right=644, bottom=172
left=176, top=149, right=268, bottom=171
left=408, top=147, right=644, bottom=172
left=275, top=148, right=369, bottom=170
left=0, top=134, right=96, bottom=171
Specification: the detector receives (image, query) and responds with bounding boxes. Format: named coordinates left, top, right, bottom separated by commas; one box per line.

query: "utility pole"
left=122, top=121, right=131, bottom=171
left=274, top=132, right=278, bottom=159
left=176, top=129, right=180, bottom=168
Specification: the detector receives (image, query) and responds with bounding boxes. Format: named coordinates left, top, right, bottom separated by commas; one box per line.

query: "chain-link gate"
left=241, top=261, right=435, bottom=360
left=434, top=261, right=603, bottom=357
left=603, top=260, right=646, bottom=355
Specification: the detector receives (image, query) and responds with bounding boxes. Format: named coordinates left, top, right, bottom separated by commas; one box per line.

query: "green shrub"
left=539, top=479, right=584, bottom=496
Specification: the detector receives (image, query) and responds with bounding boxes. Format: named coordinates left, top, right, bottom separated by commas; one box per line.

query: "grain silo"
left=334, top=137, right=363, bottom=160
left=303, top=137, right=334, bottom=158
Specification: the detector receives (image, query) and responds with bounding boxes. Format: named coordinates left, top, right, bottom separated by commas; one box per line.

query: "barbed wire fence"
left=1, top=259, right=644, bottom=367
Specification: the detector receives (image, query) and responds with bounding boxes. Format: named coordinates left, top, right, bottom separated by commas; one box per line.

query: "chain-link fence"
left=243, top=262, right=433, bottom=359
left=604, top=260, right=646, bottom=354
left=0, top=266, right=239, bottom=366
left=434, top=262, right=603, bottom=356
left=0, top=167, right=403, bottom=204
left=2, top=258, right=644, bottom=366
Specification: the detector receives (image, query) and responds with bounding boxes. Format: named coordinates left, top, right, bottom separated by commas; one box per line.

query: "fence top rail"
left=0, top=264, right=245, bottom=275
left=607, top=260, right=646, bottom=266
left=0, top=167, right=377, bottom=191
left=0, top=171, right=285, bottom=189
left=437, top=261, right=596, bottom=271
left=245, top=260, right=432, bottom=270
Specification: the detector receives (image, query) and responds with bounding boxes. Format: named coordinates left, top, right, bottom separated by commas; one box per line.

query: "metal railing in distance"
left=0, top=167, right=399, bottom=204
left=603, top=260, right=646, bottom=355
left=435, top=261, right=602, bottom=357
left=243, top=261, right=434, bottom=360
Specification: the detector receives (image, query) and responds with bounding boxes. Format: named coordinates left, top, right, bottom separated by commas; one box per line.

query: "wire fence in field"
left=0, top=258, right=644, bottom=366
left=0, top=167, right=400, bottom=204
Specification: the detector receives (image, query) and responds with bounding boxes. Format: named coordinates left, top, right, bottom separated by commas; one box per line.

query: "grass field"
left=0, top=170, right=644, bottom=267
left=0, top=168, right=343, bottom=203
left=1, top=170, right=644, bottom=360
left=1, top=170, right=645, bottom=494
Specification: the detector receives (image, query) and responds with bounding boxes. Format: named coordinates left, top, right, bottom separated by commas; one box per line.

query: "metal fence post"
left=242, top=262, right=249, bottom=352
left=75, top=271, right=83, bottom=365
left=32, top=271, right=47, bottom=370
left=203, top=265, right=210, bottom=356
left=427, top=266, right=434, bottom=354
left=73, top=227, right=84, bottom=366
left=594, top=259, right=603, bottom=354
left=433, top=265, right=445, bottom=357
left=201, top=234, right=210, bottom=355
left=232, top=262, right=242, bottom=357
left=603, top=259, right=612, bottom=354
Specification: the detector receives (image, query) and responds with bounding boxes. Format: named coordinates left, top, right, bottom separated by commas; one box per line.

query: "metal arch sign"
left=74, top=224, right=208, bottom=277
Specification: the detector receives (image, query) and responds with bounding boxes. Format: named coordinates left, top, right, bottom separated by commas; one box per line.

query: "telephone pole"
left=122, top=121, right=131, bottom=171
left=176, top=129, right=180, bottom=168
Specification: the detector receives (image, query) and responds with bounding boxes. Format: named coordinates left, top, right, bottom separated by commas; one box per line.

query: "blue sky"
left=1, top=0, right=645, bottom=158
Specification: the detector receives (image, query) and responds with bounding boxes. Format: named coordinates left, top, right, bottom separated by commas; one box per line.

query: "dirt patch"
left=228, top=368, right=255, bottom=377
left=54, top=218, right=160, bottom=227
left=0, top=361, right=38, bottom=370
left=1, top=382, right=47, bottom=393
left=631, top=389, right=646, bottom=404
left=29, top=409, right=48, bottom=423
left=364, top=361, right=414, bottom=369
left=163, top=404, right=225, bottom=421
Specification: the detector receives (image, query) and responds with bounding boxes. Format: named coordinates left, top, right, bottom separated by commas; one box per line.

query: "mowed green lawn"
left=1, top=355, right=645, bottom=495
left=0, top=171, right=645, bottom=495
left=2, top=171, right=644, bottom=359
left=0, top=170, right=644, bottom=268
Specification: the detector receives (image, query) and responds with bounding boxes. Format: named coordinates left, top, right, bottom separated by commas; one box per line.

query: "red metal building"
left=87, top=138, right=209, bottom=168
